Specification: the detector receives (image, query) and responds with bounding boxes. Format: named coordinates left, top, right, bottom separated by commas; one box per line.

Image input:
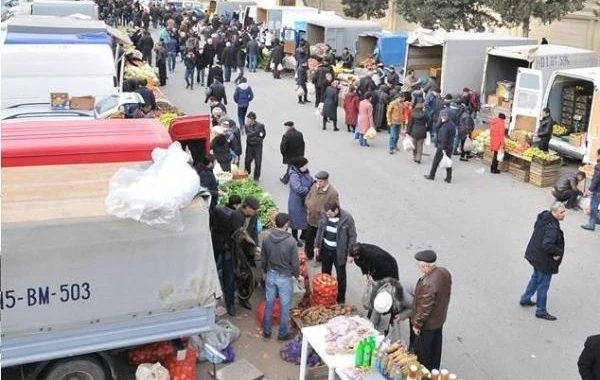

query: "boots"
left=444, top=168, right=452, bottom=183
left=298, top=96, right=304, bottom=104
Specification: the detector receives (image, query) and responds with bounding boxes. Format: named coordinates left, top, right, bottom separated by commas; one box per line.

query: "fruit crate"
left=569, top=133, right=585, bottom=147
left=508, top=155, right=531, bottom=182
left=529, top=158, right=562, bottom=188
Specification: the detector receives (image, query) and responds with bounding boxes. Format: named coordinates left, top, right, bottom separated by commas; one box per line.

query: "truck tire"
left=42, top=358, right=106, bottom=380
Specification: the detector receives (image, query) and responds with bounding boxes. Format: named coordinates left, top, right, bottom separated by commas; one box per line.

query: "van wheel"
left=43, top=358, right=106, bottom=380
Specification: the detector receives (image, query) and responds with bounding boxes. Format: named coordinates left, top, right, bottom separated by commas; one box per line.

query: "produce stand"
left=218, top=179, right=278, bottom=227
left=529, top=157, right=562, bottom=188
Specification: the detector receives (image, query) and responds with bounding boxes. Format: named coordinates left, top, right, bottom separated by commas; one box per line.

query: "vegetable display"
left=218, top=179, right=278, bottom=225
left=127, top=341, right=175, bottom=366
left=163, top=346, right=197, bottom=380
left=158, top=112, right=178, bottom=130
left=298, top=304, right=358, bottom=327
left=522, top=147, right=560, bottom=161
left=552, top=123, right=569, bottom=136
left=324, top=316, right=375, bottom=355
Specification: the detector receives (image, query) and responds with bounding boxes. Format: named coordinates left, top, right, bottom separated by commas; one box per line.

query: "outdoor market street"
left=162, top=62, right=600, bottom=380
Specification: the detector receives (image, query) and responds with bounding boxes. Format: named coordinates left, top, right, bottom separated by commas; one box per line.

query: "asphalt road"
left=161, top=59, right=600, bottom=380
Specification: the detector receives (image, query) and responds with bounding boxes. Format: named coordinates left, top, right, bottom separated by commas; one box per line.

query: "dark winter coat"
left=321, top=85, right=339, bottom=120
left=537, top=115, right=554, bottom=141
left=280, top=128, right=305, bottom=164
left=195, top=50, right=207, bottom=69
left=458, top=112, right=474, bottom=139
left=207, top=65, right=224, bottom=87
left=313, top=64, right=330, bottom=88
left=407, top=108, right=429, bottom=139
left=349, top=243, right=399, bottom=281
left=435, top=120, right=457, bottom=152
left=246, top=39, right=259, bottom=55
left=590, top=161, right=600, bottom=193
left=245, top=121, right=266, bottom=146
left=357, top=76, right=376, bottom=98
left=206, top=81, right=227, bottom=104
left=578, top=334, right=600, bottom=380
left=203, top=44, right=216, bottom=65
left=138, top=35, right=154, bottom=52
left=524, top=210, right=565, bottom=274
left=210, top=205, right=236, bottom=252
left=233, top=83, right=254, bottom=108
left=287, top=167, right=314, bottom=230
left=315, top=209, right=357, bottom=266
left=374, top=89, right=389, bottom=128
left=211, top=134, right=232, bottom=165
left=271, top=44, right=284, bottom=65
left=195, top=163, right=219, bottom=210
left=221, top=46, right=236, bottom=66
left=296, top=66, right=308, bottom=86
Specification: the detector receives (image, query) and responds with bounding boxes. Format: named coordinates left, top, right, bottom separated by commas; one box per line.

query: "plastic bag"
left=402, top=137, right=415, bottom=151
left=199, top=319, right=241, bottom=351
left=425, top=132, right=431, bottom=146
left=440, top=152, right=453, bottom=169
left=365, top=127, right=377, bottom=140
left=277, top=63, right=283, bottom=71
left=361, top=280, right=375, bottom=310
left=307, top=83, right=316, bottom=95
left=463, top=137, right=474, bottom=152
left=269, top=61, right=275, bottom=70
left=105, top=141, right=201, bottom=231
left=316, top=102, right=324, bottom=116
left=497, top=149, right=505, bottom=162
left=135, top=363, right=170, bottom=380
left=295, top=85, right=305, bottom=97
left=291, top=277, right=306, bottom=309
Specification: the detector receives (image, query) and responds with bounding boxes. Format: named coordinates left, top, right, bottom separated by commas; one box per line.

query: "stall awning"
left=106, top=24, right=132, bottom=46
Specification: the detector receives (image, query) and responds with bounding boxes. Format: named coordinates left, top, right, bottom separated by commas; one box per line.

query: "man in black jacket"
left=205, top=79, right=227, bottom=105
left=194, top=154, right=219, bottom=211
left=425, top=110, right=456, bottom=183
left=313, top=60, right=332, bottom=107
left=348, top=242, right=399, bottom=281
left=578, top=334, right=600, bottom=380
left=519, top=201, right=566, bottom=321
left=138, top=30, right=154, bottom=63
left=244, top=112, right=266, bottom=180
left=536, top=107, right=554, bottom=152
left=221, top=41, right=236, bottom=82
left=296, top=62, right=309, bottom=104
left=279, top=121, right=305, bottom=184
left=271, top=40, right=284, bottom=79
left=207, top=62, right=224, bottom=87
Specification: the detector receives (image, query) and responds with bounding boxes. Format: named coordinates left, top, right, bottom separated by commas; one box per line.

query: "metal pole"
left=318, top=0, right=322, bottom=13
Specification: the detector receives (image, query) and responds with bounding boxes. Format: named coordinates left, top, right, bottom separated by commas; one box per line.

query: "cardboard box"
left=70, top=96, right=96, bottom=110
left=501, top=99, right=512, bottom=109
left=429, top=66, right=441, bottom=79
left=50, top=92, right=69, bottom=110
left=487, top=94, right=500, bottom=106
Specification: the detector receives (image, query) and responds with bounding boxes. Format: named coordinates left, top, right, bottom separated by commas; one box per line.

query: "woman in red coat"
left=343, top=86, right=360, bottom=133
left=357, top=93, right=375, bottom=147
left=489, top=113, right=506, bottom=174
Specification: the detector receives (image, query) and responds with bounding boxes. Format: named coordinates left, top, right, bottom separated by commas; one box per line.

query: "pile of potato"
left=299, top=304, right=358, bottom=326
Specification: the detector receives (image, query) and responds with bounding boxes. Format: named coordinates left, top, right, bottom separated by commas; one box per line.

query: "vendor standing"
left=536, top=107, right=554, bottom=152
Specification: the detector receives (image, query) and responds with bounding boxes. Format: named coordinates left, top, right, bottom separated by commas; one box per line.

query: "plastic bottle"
left=355, top=339, right=365, bottom=367
left=362, top=336, right=373, bottom=367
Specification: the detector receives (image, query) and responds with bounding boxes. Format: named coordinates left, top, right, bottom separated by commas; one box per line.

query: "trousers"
left=414, top=327, right=443, bottom=371
left=320, top=247, right=347, bottom=304
left=245, top=144, right=263, bottom=180
left=429, top=148, right=452, bottom=181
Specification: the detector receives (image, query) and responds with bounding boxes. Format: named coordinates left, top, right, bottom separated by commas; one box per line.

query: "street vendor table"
left=298, top=323, right=384, bottom=380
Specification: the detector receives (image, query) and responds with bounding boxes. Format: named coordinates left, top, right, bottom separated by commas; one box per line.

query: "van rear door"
left=509, top=68, right=543, bottom=133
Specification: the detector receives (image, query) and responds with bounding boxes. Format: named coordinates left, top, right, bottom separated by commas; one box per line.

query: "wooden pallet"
left=529, top=160, right=562, bottom=188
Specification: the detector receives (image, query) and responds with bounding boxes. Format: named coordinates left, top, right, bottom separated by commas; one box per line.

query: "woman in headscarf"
left=287, top=157, right=313, bottom=246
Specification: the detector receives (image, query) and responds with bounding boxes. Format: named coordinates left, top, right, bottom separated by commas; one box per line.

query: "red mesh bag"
left=256, top=298, right=281, bottom=328
left=311, top=273, right=338, bottom=306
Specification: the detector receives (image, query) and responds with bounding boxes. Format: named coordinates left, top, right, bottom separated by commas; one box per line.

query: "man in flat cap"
left=304, top=171, right=339, bottom=262
left=411, top=250, right=452, bottom=371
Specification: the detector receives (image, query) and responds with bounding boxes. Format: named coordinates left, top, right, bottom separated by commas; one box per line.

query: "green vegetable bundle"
left=219, top=179, right=278, bottom=225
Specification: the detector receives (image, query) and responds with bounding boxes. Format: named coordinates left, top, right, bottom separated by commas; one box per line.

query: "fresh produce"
left=256, top=298, right=281, bottom=328
left=127, top=341, right=175, bottom=366
left=218, top=179, right=278, bottom=225
left=473, top=129, right=490, bottom=154
left=124, top=62, right=159, bottom=86
left=375, top=342, right=426, bottom=378
left=324, top=316, right=375, bottom=355
left=158, top=112, right=178, bottom=130
left=522, top=147, right=560, bottom=161
left=311, top=273, right=338, bottom=306
left=163, top=346, right=197, bottom=380
left=300, top=304, right=358, bottom=327
left=552, top=123, right=569, bottom=136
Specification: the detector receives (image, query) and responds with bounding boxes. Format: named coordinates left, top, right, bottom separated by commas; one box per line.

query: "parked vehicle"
left=305, top=18, right=381, bottom=57
left=30, top=0, right=98, bottom=19
left=357, top=31, right=408, bottom=68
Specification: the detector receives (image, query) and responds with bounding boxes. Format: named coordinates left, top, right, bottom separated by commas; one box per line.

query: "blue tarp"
left=4, top=31, right=112, bottom=45
left=359, top=31, right=408, bottom=67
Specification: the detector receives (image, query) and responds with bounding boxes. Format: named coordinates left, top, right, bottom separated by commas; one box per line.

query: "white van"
left=31, top=0, right=98, bottom=19
left=1, top=43, right=118, bottom=108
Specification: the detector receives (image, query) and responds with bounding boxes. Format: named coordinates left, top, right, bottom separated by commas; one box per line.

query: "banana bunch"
left=523, top=147, right=560, bottom=161
left=158, top=112, right=178, bottom=130
left=552, top=124, right=569, bottom=136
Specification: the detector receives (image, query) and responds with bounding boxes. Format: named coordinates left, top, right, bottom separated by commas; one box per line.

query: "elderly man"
left=411, top=250, right=452, bottom=371
left=552, top=171, right=586, bottom=209
left=304, top=171, right=339, bottom=261
left=520, top=201, right=566, bottom=320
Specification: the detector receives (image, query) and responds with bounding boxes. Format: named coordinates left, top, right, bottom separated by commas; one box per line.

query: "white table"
left=298, top=324, right=355, bottom=380
left=298, top=323, right=384, bottom=380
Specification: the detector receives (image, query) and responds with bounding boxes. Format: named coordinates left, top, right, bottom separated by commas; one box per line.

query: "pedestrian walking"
left=552, top=171, right=586, bottom=209
left=356, top=93, right=375, bottom=147
left=287, top=157, right=313, bottom=246
left=348, top=243, right=399, bottom=281
left=205, top=78, right=227, bottom=105
left=183, top=50, right=196, bottom=89
left=321, top=80, right=340, bottom=131
left=210, top=126, right=232, bottom=172
left=313, top=60, right=331, bottom=107
left=304, top=171, right=339, bottom=260
left=234, top=48, right=247, bottom=84
left=138, top=30, right=154, bottom=64
left=261, top=213, right=300, bottom=341
left=411, top=250, right=452, bottom=371
left=489, top=113, right=506, bottom=174
left=195, top=47, right=208, bottom=86
left=279, top=121, right=305, bottom=184
left=221, top=42, right=235, bottom=82
left=386, top=93, right=407, bottom=154
left=343, top=86, right=359, bottom=133
left=578, top=334, right=600, bottom=380
left=520, top=201, right=566, bottom=321
left=458, top=112, right=474, bottom=162
left=296, top=62, right=309, bottom=104
left=374, top=85, right=389, bottom=132
left=582, top=148, right=600, bottom=232
left=246, top=37, right=259, bottom=72
left=314, top=201, right=357, bottom=304
left=233, top=77, right=254, bottom=132
left=407, top=102, right=429, bottom=164
left=166, top=34, right=178, bottom=73
left=424, top=110, right=456, bottom=183
left=154, top=39, right=167, bottom=86
left=207, top=62, right=224, bottom=87
left=244, top=112, right=266, bottom=181
left=271, top=40, right=284, bottom=79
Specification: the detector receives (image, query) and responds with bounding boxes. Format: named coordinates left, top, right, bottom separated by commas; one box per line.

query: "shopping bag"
left=307, top=82, right=316, bottom=95
left=365, top=127, right=377, bottom=140
left=402, top=137, right=415, bottom=151
left=497, top=149, right=505, bottom=162
left=291, top=277, right=306, bottom=309
left=463, top=137, right=474, bottom=152
left=440, top=152, right=453, bottom=169
left=277, top=63, right=283, bottom=71
left=361, top=280, right=375, bottom=310
left=315, top=102, right=324, bottom=116
left=295, top=85, right=305, bottom=97
left=135, top=363, right=170, bottom=380
left=425, top=132, right=431, bottom=146
left=269, top=61, right=275, bottom=70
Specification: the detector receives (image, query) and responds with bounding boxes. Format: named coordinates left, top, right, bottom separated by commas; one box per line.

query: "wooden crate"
left=529, top=158, right=562, bottom=188
left=508, top=155, right=531, bottom=182
left=569, top=133, right=585, bottom=147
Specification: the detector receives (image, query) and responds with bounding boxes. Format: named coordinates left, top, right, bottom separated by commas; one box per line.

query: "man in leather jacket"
left=411, top=250, right=452, bottom=371
left=537, top=107, right=554, bottom=152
